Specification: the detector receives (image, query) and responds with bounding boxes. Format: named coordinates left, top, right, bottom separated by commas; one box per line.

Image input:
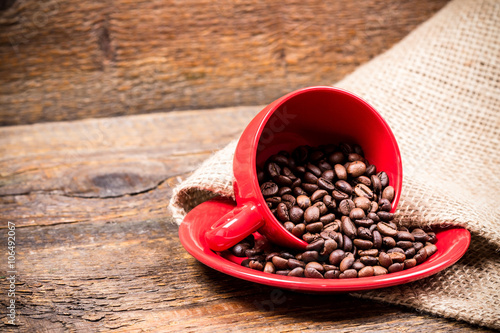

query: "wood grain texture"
left=0, top=109, right=495, bottom=332
left=0, top=0, right=449, bottom=125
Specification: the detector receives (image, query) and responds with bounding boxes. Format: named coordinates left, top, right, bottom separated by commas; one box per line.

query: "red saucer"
left=179, top=198, right=471, bottom=293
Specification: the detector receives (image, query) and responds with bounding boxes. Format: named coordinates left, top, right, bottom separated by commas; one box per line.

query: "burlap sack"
left=169, top=0, right=500, bottom=329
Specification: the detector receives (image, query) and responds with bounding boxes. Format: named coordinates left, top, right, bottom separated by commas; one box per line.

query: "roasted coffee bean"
left=302, top=183, right=319, bottom=193
left=289, top=206, right=304, bottom=223
left=282, top=194, right=296, bottom=210
left=387, top=247, right=405, bottom=254
left=382, top=236, right=396, bottom=248
left=291, top=178, right=302, bottom=188
left=288, top=258, right=305, bottom=269
left=264, top=262, right=276, bottom=274
left=411, top=228, right=428, bottom=242
left=371, top=174, right=382, bottom=194
left=377, top=171, right=389, bottom=187
left=296, top=195, right=311, bottom=210
left=427, top=232, right=437, bottom=244
left=348, top=153, right=364, bottom=162
left=335, top=180, right=353, bottom=195
left=318, top=177, right=335, bottom=191
left=292, top=223, right=306, bottom=238
left=266, top=196, right=281, bottom=207
left=302, top=251, right=319, bottom=262
left=292, top=146, right=309, bottom=163
left=382, top=186, right=395, bottom=202
left=283, top=221, right=295, bottom=232
left=313, top=201, right=328, bottom=215
left=311, top=189, right=328, bottom=202
left=304, top=172, right=318, bottom=184
left=231, top=243, right=250, bottom=257
left=373, top=265, right=388, bottom=276
left=321, top=169, right=335, bottom=182
left=324, top=269, right=341, bottom=279
left=339, top=255, right=355, bottom=272
left=360, top=256, right=378, bottom=266
left=357, top=227, right=373, bottom=240
left=353, top=196, right=371, bottom=212
left=347, top=161, right=366, bottom=177
left=266, top=162, right=281, bottom=178
left=372, top=230, right=383, bottom=248
left=302, top=232, right=316, bottom=243
left=261, top=181, right=279, bottom=197
left=332, top=189, right=349, bottom=201
left=306, top=261, right=325, bottom=273
left=329, top=249, right=346, bottom=266
left=424, top=243, right=438, bottom=257
left=358, top=249, right=379, bottom=257
left=306, top=163, right=322, bottom=177
left=293, top=186, right=307, bottom=196
left=339, top=269, right=358, bottom=279
left=341, top=216, right=357, bottom=238
left=349, top=207, right=366, bottom=220
left=353, top=239, right=373, bottom=250
left=319, top=213, right=336, bottom=224
left=377, top=222, right=398, bottom=237
left=396, top=241, right=414, bottom=249
left=329, top=152, right=345, bottom=165
left=318, top=160, right=333, bottom=172
left=278, top=187, right=292, bottom=196
left=378, top=198, right=392, bottom=211
left=305, top=267, right=324, bottom=278
left=358, top=266, right=375, bottom=277
left=334, top=164, right=348, bottom=180
left=272, top=256, right=289, bottom=270
left=274, top=175, right=293, bottom=187
left=338, top=199, right=355, bottom=215
left=306, top=221, right=324, bottom=233
left=388, top=262, right=404, bottom=273
left=378, top=252, right=393, bottom=268
left=365, top=164, right=377, bottom=177
left=404, top=247, right=416, bottom=258
left=352, top=260, right=365, bottom=271
left=377, top=211, right=394, bottom=222
left=367, top=212, right=380, bottom=222
left=282, top=167, right=296, bottom=180
left=356, top=175, right=372, bottom=187
left=276, top=203, right=290, bottom=222
left=323, top=195, right=336, bottom=210
left=249, top=260, right=264, bottom=271
left=404, top=258, right=417, bottom=269
left=343, top=235, right=353, bottom=252
left=304, top=206, right=320, bottom=223
left=275, top=270, right=291, bottom=276
left=388, top=252, right=406, bottom=263
left=309, top=150, right=324, bottom=162
left=354, top=183, right=373, bottom=199
left=288, top=267, right=305, bottom=277
left=321, top=239, right=338, bottom=256
left=414, top=248, right=428, bottom=264
left=414, top=242, right=424, bottom=251
left=397, top=230, right=415, bottom=241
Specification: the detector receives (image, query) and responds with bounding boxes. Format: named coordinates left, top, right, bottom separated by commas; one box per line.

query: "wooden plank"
left=0, top=0, right=449, bottom=125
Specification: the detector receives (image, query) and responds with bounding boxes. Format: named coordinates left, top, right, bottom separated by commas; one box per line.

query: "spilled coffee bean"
left=232, top=142, right=438, bottom=279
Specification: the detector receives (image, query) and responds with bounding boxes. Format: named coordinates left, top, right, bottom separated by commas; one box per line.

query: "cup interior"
left=253, top=87, right=402, bottom=246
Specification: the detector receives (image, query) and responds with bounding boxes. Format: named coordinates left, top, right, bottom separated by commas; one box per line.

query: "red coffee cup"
left=205, top=86, right=402, bottom=252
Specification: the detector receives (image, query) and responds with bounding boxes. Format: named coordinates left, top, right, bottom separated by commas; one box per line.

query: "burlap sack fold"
left=170, top=0, right=500, bottom=329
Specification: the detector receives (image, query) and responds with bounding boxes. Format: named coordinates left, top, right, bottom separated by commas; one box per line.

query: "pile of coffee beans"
left=231, top=143, right=438, bottom=279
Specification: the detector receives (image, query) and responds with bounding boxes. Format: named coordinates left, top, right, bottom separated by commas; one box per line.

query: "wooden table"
left=0, top=108, right=494, bottom=332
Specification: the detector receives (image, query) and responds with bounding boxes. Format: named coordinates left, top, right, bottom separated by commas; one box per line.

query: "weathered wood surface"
left=0, top=0, right=449, bottom=125
left=0, top=108, right=495, bottom=332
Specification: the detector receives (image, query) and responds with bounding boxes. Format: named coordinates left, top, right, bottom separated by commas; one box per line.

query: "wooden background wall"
left=0, top=0, right=449, bottom=126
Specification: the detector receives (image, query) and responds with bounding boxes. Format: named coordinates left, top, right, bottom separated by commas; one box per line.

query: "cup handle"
left=205, top=203, right=264, bottom=252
